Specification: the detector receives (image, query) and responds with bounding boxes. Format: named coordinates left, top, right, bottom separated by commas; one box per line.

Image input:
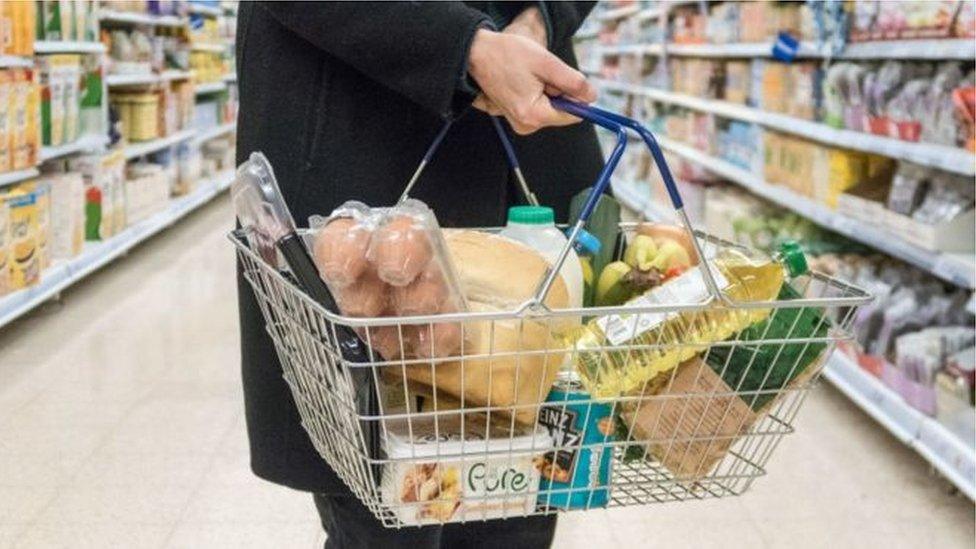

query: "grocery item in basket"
left=398, top=230, right=573, bottom=426
left=310, top=199, right=467, bottom=359
left=536, top=369, right=613, bottom=510
left=499, top=206, right=584, bottom=309
left=570, top=241, right=809, bottom=398
left=619, top=357, right=757, bottom=479
left=381, top=412, right=552, bottom=525
left=594, top=226, right=695, bottom=307
left=704, top=284, right=829, bottom=411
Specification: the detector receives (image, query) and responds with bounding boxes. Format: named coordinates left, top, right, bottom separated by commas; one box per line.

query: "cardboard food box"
left=621, top=358, right=757, bottom=479
left=381, top=413, right=552, bottom=526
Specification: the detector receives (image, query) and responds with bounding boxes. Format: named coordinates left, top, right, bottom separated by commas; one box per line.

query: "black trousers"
left=314, top=493, right=558, bottom=549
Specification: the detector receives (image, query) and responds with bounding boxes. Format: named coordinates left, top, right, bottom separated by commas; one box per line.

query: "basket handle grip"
left=566, top=101, right=729, bottom=304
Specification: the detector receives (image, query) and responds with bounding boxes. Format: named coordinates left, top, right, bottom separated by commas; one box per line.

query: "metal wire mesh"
left=232, top=224, right=871, bottom=528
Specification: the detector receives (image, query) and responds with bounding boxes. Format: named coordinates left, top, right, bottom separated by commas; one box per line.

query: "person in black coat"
left=235, top=2, right=602, bottom=547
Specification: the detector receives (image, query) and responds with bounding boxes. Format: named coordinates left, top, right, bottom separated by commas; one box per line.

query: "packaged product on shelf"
left=62, top=55, right=81, bottom=144
left=175, top=141, right=201, bottom=195
left=0, top=70, right=10, bottom=172
left=0, top=199, right=9, bottom=296
left=70, top=150, right=126, bottom=240
left=39, top=0, right=63, bottom=42
left=79, top=54, right=102, bottom=136
left=16, top=181, right=52, bottom=271
left=44, top=172, right=85, bottom=261
left=723, top=60, right=751, bottom=105
left=10, top=68, right=35, bottom=170
left=1, top=187, right=40, bottom=289
left=39, top=56, right=65, bottom=147
left=2, top=0, right=34, bottom=56
left=935, top=346, right=975, bottom=442
left=569, top=238, right=808, bottom=398
left=380, top=413, right=552, bottom=525
left=112, top=92, right=159, bottom=142
left=125, top=162, right=169, bottom=224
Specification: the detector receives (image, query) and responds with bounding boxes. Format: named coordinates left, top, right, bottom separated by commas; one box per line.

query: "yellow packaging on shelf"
left=0, top=198, right=10, bottom=296
left=569, top=248, right=793, bottom=398
left=0, top=70, right=11, bottom=172
left=1, top=187, right=40, bottom=289
left=15, top=181, right=51, bottom=271
left=10, top=68, right=30, bottom=169
left=113, top=93, right=159, bottom=142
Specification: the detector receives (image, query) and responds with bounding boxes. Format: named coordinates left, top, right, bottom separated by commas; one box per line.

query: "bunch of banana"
left=594, top=229, right=694, bottom=307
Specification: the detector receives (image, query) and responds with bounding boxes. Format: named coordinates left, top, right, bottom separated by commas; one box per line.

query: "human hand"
left=468, top=27, right=597, bottom=135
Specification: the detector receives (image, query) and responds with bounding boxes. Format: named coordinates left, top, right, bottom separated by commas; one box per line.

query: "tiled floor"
left=0, top=195, right=972, bottom=548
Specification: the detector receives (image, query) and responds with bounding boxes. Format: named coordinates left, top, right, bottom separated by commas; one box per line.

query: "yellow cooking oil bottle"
left=568, top=241, right=808, bottom=398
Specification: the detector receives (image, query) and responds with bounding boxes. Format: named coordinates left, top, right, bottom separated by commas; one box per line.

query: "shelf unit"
left=0, top=168, right=41, bottom=188
left=192, top=122, right=236, bottom=145
left=39, top=134, right=110, bottom=162
left=652, top=135, right=976, bottom=289
left=123, top=128, right=198, bottom=160
left=98, top=10, right=185, bottom=27
left=34, top=41, right=107, bottom=54
left=106, top=70, right=193, bottom=87
left=195, top=81, right=227, bottom=95
left=596, top=4, right=640, bottom=21
left=222, top=73, right=237, bottom=83
left=823, top=353, right=975, bottom=501
left=188, top=4, right=223, bottom=17
left=599, top=38, right=976, bottom=61
left=596, top=79, right=976, bottom=176
left=0, top=169, right=235, bottom=330
left=0, top=55, right=33, bottom=68
left=191, top=43, right=227, bottom=53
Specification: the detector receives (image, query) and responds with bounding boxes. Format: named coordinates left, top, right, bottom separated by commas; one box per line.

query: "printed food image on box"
left=381, top=413, right=552, bottom=525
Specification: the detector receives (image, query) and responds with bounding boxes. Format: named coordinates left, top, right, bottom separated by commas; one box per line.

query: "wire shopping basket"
left=230, top=99, right=872, bottom=528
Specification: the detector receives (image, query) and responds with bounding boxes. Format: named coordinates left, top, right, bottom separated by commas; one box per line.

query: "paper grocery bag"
left=622, top=357, right=757, bottom=480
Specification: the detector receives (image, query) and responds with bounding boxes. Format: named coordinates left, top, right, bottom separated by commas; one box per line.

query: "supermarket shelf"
left=0, top=169, right=234, bottom=331
left=123, top=129, right=197, bottom=159
left=610, top=180, right=675, bottom=222
left=823, top=352, right=976, bottom=501
left=0, top=55, right=33, bottom=68
left=0, top=168, right=40, bottom=187
left=195, top=81, right=226, bottom=95
left=34, top=41, right=107, bottom=54
left=596, top=79, right=976, bottom=177
left=191, top=43, right=227, bottom=53
left=599, top=39, right=976, bottom=61
left=98, top=10, right=185, bottom=27
left=188, top=4, right=222, bottom=17
left=192, top=122, right=236, bottom=145
left=39, top=134, right=109, bottom=162
left=635, top=7, right=665, bottom=21
left=651, top=134, right=976, bottom=289
left=840, top=39, right=976, bottom=60
left=596, top=4, right=640, bottom=21
left=107, top=70, right=193, bottom=87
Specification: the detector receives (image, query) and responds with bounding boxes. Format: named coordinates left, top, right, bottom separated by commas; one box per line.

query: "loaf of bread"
left=399, top=230, right=575, bottom=426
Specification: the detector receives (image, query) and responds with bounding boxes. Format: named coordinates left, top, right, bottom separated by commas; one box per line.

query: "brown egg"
left=312, top=217, right=372, bottom=288
left=414, top=321, right=462, bottom=359
left=370, top=215, right=433, bottom=287
left=335, top=270, right=388, bottom=317
left=361, top=325, right=406, bottom=360
left=392, top=264, right=450, bottom=316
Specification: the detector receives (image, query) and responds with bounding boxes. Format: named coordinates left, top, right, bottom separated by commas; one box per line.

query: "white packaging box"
left=381, top=413, right=552, bottom=526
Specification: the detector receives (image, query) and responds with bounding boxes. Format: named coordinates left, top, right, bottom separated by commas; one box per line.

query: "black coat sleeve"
left=537, top=1, right=597, bottom=48
left=256, top=1, right=490, bottom=119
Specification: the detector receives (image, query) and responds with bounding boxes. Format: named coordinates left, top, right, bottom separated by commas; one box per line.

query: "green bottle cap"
left=507, top=205, right=554, bottom=225
left=778, top=240, right=808, bottom=278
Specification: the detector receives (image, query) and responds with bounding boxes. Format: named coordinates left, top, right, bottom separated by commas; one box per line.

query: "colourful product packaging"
left=2, top=188, right=40, bottom=289
left=41, top=0, right=61, bottom=42
left=57, top=0, right=73, bottom=41
left=62, top=55, right=81, bottom=143
left=0, top=197, right=10, bottom=296
left=10, top=68, right=31, bottom=169
left=0, top=69, right=11, bottom=172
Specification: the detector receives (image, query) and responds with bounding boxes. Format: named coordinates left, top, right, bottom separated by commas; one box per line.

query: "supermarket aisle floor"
left=0, top=194, right=973, bottom=549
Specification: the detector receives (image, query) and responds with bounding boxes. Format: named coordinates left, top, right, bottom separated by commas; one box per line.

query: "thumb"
left=535, top=54, right=597, bottom=103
